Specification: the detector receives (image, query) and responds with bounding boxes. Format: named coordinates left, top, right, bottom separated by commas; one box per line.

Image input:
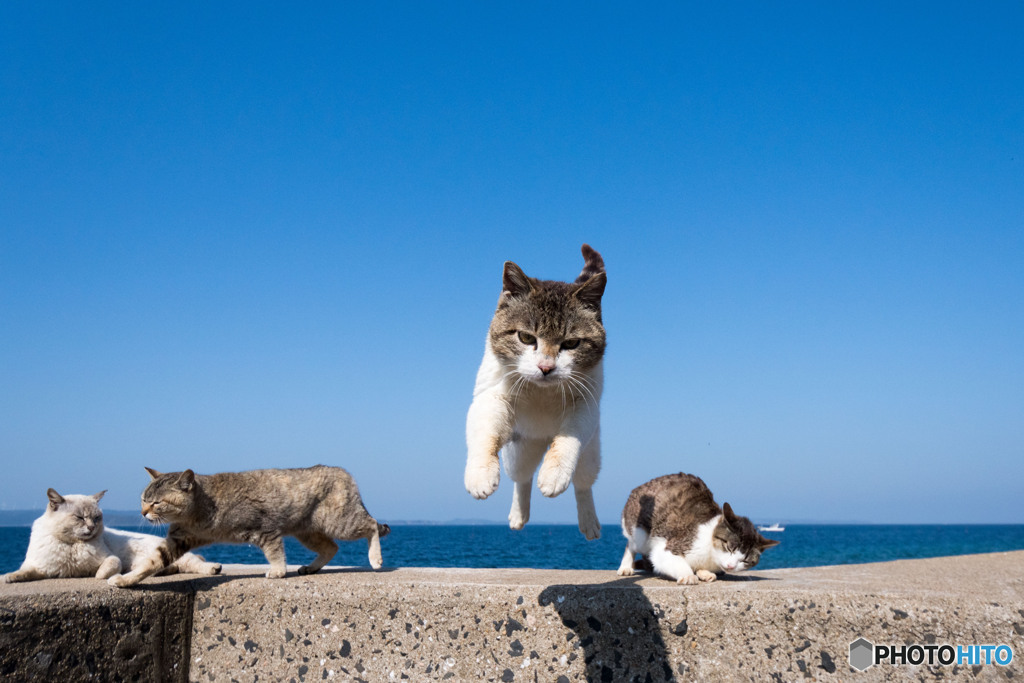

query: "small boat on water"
left=758, top=523, right=785, bottom=532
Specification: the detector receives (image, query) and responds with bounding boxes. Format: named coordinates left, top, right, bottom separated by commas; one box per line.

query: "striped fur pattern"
left=464, top=244, right=607, bottom=540
left=108, top=465, right=388, bottom=587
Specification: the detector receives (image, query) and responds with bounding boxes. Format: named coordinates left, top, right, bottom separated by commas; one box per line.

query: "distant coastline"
left=1, top=510, right=1022, bottom=527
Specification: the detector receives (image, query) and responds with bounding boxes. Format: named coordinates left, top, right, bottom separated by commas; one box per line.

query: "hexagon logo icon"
left=849, top=637, right=874, bottom=671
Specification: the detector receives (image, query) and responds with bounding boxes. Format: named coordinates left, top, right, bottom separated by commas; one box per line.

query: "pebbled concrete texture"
left=0, top=580, right=193, bottom=681
left=1, top=551, right=1022, bottom=681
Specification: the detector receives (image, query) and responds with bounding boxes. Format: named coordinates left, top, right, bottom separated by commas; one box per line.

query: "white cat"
left=4, top=488, right=221, bottom=582
left=464, top=245, right=607, bottom=540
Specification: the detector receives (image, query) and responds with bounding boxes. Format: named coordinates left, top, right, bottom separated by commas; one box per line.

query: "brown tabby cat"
left=108, top=465, right=389, bottom=587
left=464, top=244, right=607, bottom=540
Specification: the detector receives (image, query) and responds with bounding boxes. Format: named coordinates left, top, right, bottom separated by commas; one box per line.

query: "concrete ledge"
left=0, top=580, right=193, bottom=681
left=2, top=551, right=1022, bottom=681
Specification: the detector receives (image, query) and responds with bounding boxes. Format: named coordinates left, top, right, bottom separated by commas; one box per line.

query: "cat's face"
left=488, top=253, right=606, bottom=389
left=45, top=488, right=106, bottom=543
left=712, top=503, right=780, bottom=572
left=140, top=468, right=197, bottom=523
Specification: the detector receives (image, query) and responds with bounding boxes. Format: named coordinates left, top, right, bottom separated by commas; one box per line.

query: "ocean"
left=3, top=523, right=1024, bottom=575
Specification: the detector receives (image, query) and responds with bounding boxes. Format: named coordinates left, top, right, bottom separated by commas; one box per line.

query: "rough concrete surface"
left=0, top=579, right=193, bottom=681
left=1, top=551, right=1021, bottom=682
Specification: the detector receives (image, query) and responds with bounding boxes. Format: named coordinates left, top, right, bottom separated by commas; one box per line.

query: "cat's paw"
left=616, top=566, right=635, bottom=577
left=537, top=461, right=573, bottom=498
left=676, top=574, right=699, bottom=586
left=297, top=565, right=318, bottom=576
left=578, top=513, right=601, bottom=540
left=508, top=506, right=529, bottom=530
left=265, top=568, right=287, bottom=579
left=369, top=555, right=383, bottom=570
left=465, top=461, right=500, bottom=500
left=204, top=563, right=222, bottom=575
left=108, top=574, right=134, bottom=588
left=696, top=569, right=717, bottom=583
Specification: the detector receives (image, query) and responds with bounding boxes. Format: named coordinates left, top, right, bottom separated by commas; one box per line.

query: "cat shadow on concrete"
left=539, top=576, right=682, bottom=683
left=713, top=572, right=777, bottom=582
left=630, top=556, right=779, bottom=583
left=112, top=565, right=399, bottom=592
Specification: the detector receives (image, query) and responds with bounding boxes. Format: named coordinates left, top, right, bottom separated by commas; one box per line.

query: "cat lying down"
left=4, top=489, right=220, bottom=583
left=109, top=464, right=389, bottom=587
left=618, top=472, right=779, bottom=584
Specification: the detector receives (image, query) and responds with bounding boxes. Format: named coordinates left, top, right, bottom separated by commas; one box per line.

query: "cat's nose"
left=538, top=360, right=555, bottom=375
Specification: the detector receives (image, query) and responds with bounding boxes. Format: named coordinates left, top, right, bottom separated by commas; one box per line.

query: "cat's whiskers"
left=509, top=375, right=529, bottom=407
left=565, top=372, right=598, bottom=409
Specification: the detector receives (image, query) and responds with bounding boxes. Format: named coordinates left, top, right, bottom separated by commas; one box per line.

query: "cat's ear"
left=572, top=271, right=606, bottom=310
left=576, top=244, right=605, bottom=283
left=722, top=502, right=739, bottom=527
left=46, top=488, right=64, bottom=511
left=759, top=537, right=781, bottom=551
left=502, top=261, right=533, bottom=298
left=144, top=467, right=162, bottom=480
left=92, top=490, right=107, bottom=502
left=176, top=469, right=195, bottom=492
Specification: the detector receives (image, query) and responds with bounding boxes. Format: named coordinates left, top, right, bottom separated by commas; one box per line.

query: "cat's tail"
left=377, top=522, right=391, bottom=538
left=576, top=244, right=605, bottom=283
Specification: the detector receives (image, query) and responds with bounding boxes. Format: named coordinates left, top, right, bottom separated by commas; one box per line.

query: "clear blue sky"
left=2, top=3, right=1021, bottom=525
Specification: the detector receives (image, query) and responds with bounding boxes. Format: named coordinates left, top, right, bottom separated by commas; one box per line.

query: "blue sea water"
left=2, top=524, right=1024, bottom=576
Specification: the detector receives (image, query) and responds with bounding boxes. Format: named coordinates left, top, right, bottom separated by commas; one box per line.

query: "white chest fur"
left=24, top=522, right=108, bottom=577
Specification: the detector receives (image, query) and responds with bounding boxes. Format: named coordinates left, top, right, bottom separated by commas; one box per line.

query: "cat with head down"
left=618, top=473, right=779, bottom=584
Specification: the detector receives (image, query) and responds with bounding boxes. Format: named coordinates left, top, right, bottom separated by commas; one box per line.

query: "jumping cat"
left=617, top=472, right=779, bottom=584
left=108, top=465, right=390, bottom=587
left=464, top=244, right=607, bottom=540
left=4, top=488, right=220, bottom=583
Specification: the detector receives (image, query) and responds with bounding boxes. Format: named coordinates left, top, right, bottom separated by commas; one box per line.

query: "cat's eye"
left=560, top=339, right=581, bottom=350
left=517, top=331, right=537, bottom=345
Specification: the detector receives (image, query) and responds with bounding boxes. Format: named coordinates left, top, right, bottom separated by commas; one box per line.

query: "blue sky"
left=2, top=3, right=1021, bottom=525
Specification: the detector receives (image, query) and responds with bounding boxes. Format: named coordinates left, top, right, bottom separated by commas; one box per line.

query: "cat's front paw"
left=465, top=461, right=500, bottom=500
left=265, top=568, right=287, bottom=579
left=108, top=574, right=135, bottom=588
left=297, top=565, right=319, bottom=576
left=676, top=574, right=699, bottom=586
left=205, top=563, right=222, bottom=575
left=696, top=569, right=717, bottom=583
left=537, top=461, right=573, bottom=498
left=616, top=566, right=635, bottom=577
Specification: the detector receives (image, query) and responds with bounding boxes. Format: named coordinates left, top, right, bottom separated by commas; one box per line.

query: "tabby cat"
left=4, top=488, right=219, bottom=582
left=464, top=244, right=607, bottom=539
left=618, top=472, right=779, bottom=584
left=108, top=465, right=389, bottom=587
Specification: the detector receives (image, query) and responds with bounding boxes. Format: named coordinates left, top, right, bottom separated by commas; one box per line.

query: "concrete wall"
left=2, top=551, right=1022, bottom=681
left=0, top=582, right=193, bottom=681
